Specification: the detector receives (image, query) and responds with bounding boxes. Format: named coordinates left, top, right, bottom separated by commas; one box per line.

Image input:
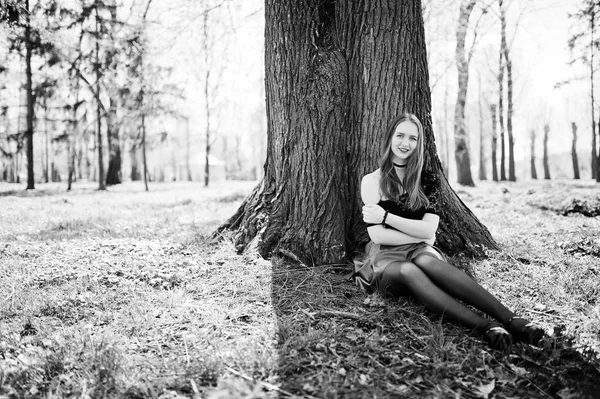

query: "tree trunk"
left=130, top=140, right=140, bottom=181
left=105, top=96, right=121, bottom=185
left=543, top=124, right=551, bottom=180
left=43, top=97, right=49, bottom=183
left=454, top=0, right=476, bottom=187
left=105, top=1, right=121, bottom=186
left=185, top=117, right=192, bottom=181
left=67, top=88, right=79, bottom=191
left=571, top=122, right=580, bottom=179
left=25, top=0, right=35, bottom=190
left=141, top=113, right=148, bottom=191
left=202, top=11, right=211, bottom=187
left=217, top=0, right=497, bottom=263
left=478, top=75, right=486, bottom=181
left=500, top=0, right=515, bottom=182
left=490, top=104, right=498, bottom=182
left=95, top=2, right=106, bottom=190
left=530, top=129, right=537, bottom=179
left=498, top=33, right=506, bottom=181
left=596, top=119, right=600, bottom=182
left=592, top=13, right=597, bottom=180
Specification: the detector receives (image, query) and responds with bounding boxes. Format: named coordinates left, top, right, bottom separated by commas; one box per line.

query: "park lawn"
left=0, top=179, right=599, bottom=398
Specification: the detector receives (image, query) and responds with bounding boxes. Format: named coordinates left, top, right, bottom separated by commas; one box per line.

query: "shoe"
left=483, top=321, right=513, bottom=352
left=506, top=317, right=545, bottom=346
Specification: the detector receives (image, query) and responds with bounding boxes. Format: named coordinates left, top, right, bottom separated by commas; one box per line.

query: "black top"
left=368, top=170, right=441, bottom=226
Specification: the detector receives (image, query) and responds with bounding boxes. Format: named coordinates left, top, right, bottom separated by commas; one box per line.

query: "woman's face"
left=390, top=120, right=419, bottom=164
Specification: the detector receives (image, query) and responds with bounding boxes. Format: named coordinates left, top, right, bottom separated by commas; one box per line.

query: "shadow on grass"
left=270, top=257, right=600, bottom=398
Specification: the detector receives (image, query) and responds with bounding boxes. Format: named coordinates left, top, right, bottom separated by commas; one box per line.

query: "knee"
left=385, top=261, right=422, bottom=283
left=413, top=253, right=437, bottom=268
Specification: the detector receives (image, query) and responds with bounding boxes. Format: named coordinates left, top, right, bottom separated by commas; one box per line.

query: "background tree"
left=530, top=128, right=537, bottom=179
left=571, top=122, right=580, bottom=179
left=497, top=14, right=507, bottom=181
left=490, top=103, right=499, bottom=181
left=454, top=0, right=477, bottom=187
left=568, top=0, right=600, bottom=181
left=478, top=75, right=487, bottom=181
left=499, top=0, right=516, bottom=182
left=218, top=0, right=497, bottom=264
left=543, top=123, right=551, bottom=180
left=24, top=0, right=35, bottom=189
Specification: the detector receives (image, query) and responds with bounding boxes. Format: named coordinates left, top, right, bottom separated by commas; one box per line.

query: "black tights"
left=377, top=254, right=515, bottom=330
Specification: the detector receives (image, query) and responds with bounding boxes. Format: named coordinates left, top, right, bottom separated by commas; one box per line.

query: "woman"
left=354, top=112, right=545, bottom=351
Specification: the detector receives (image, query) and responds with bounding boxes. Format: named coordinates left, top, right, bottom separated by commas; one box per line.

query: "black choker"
left=393, top=162, right=407, bottom=168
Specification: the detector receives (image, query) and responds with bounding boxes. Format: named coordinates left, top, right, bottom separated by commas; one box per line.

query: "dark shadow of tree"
left=270, top=256, right=600, bottom=398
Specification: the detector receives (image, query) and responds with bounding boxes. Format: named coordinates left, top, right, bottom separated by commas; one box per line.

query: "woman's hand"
left=362, top=203, right=386, bottom=224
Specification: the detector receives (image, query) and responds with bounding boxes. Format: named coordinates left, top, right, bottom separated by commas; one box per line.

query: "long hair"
left=379, top=113, right=429, bottom=210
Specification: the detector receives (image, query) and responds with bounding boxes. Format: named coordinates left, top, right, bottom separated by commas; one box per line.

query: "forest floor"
left=0, top=179, right=599, bottom=398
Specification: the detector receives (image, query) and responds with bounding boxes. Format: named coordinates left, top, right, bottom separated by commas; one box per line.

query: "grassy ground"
left=0, top=179, right=599, bottom=398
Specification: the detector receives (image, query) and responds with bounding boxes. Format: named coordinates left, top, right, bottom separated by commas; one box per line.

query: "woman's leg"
left=379, top=261, right=490, bottom=330
left=412, top=253, right=514, bottom=324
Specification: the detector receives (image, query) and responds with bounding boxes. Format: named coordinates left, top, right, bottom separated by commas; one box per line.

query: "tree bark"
left=454, top=0, right=477, bottom=187
left=543, top=124, right=551, bottom=180
left=591, top=11, right=598, bottom=180
left=530, top=129, right=537, bottom=179
left=500, top=0, right=515, bottom=182
left=478, top=75, right=486, bottom=181
left=571, top=122, right=580, bottom=179
left=490, top=104, right=498, bottom=182
left=217, top=0, right=497, bottom=264
left=44, top=96, right=49, bottom=183
left=105, top=97, right=121, bottom=185
left=498, top=30, right=506, bottom=181
left=141, top=113, right=148, bottom=191
left=596, top=119, right=600, bottom=182
left=202, top=11, right=211, bottom=187
left=94, top=1, right=106, bottom=190
left=25, top=0, right=35, bottom=190
left=105, top=0, right=121, bottom=186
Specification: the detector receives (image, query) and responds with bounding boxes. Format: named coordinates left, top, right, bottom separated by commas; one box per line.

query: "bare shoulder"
left=361, top=169, right=381, bottom=204
left=362, top=169, right=381, bottom=184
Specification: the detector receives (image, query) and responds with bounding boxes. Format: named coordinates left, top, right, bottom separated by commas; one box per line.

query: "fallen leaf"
left=474, top=380, right=495, bottom=399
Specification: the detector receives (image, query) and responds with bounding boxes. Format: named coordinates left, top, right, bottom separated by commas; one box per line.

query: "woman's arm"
left=361, top=173, right=439, bottom=239
left=367, top=224, right=435, bottom=246
left=383, top=211, right=439, bottom=239
left=361, top=172, right=435, bottom=245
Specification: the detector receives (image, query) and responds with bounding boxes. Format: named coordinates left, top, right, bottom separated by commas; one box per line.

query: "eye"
left=410, top=136, right=418, bottom=141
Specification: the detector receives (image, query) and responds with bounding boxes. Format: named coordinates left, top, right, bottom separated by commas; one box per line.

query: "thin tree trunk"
left=543, top=124, right=551, bottom=180
left=530, top=129, right=537, bottom=179
left=490, top=104, right=498, bottom=181
left=498, top=31, right=506, bottom=181
left=95, top=1, right=106, bottom=190
left=217, top=0, right=497, bottom=262
left=185, top=117, right=192, bottom=180
left=596, top=119, right=600, bottom=181
left=203, top=11, right=211, bottom=187
left=44, top=97, right=49, bottom=183
left=67, top=84, right=80, bottom=191
left=571, top=122, right=580, bottom=179
left=500, top=0, right=515, bottom=181
left=141, top=113, right=148, bottom=191
left=105, top=0, right=121, bottom=186
left=25, top=0, right=35, bottom=189
left=478, top=75, right=486, bottom=181
left=591, top=10, right=597, bottom=180
left=454, top=0, right=476, bottom=186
